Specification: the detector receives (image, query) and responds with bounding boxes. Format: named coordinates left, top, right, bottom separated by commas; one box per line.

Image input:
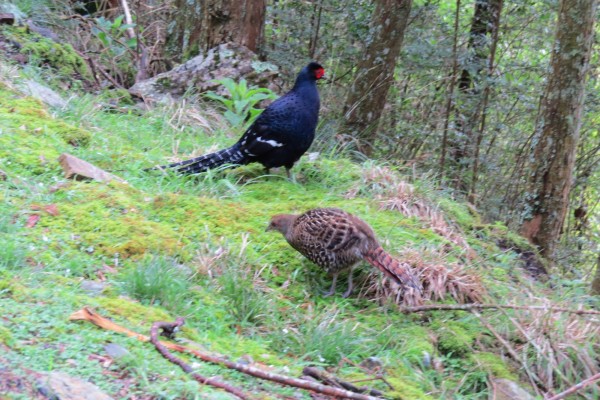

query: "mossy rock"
left=386, top=374, right=434, bottom=399
left=471, top=351, right=517, bottom=381
left=2, top=26, right=90, bottom=79
left=433, top=320, right=477, bottom=357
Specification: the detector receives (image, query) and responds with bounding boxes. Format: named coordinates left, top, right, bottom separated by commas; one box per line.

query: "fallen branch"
left=302, top=366, right=384, bottom=397
left=546, top=373, right=600, bottom=400
left=400, top=303, right=600, bottom=315
left=70, top=307, right=382, bottom=400
left=150, top=318, right=250, bottom=399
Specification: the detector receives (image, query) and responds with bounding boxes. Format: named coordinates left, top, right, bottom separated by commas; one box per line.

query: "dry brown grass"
left=506, top=297, right=600, bottom=392
left=359, top=249, right=485, bottom=307
left=346, top=164, right=475, bottom=259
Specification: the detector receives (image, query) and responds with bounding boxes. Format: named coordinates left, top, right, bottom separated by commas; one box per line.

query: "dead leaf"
left=31, top=204, right=59, bottom=216
left=26, top=214, right=40, bottom=228
left=44, top=204, right=59, bottom=216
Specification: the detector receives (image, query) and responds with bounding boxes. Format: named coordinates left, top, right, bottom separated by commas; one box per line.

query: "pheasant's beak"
left=265, top=223, right=273, bottom=232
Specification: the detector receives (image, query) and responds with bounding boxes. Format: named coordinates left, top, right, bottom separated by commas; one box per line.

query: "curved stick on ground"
left=69, top=307, right=383, bottom=400
left=150, top=318, right=251, bottom=399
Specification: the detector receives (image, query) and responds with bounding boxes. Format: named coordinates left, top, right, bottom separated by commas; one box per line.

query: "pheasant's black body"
left=154, top=62, right=324, bottom=176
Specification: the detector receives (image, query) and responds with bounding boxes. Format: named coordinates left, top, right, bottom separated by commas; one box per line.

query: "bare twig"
left=150, top=319, right=251, bottom=399
left=302, top=366, right=384, bottom=397
left=399, top=303, right=600, bottom=315
left=69, top=307, right=382, bottom=400
left=546, top=373, right=600, bottom=400
left=119, top=0, right=136, bottom=40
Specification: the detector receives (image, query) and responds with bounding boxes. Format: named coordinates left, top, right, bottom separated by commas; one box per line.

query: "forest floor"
left=0, top=24, right=599, bottom=400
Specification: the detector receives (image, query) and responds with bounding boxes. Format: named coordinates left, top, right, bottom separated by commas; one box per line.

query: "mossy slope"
left=0, top=74, right=554, bottom=399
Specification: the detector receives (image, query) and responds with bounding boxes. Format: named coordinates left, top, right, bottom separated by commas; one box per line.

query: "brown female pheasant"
left=266, top=208, right=421, bottom=298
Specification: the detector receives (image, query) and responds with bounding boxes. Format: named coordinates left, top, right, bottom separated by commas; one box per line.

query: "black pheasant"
left=152, top=62, right=324, bottom=177
left=266, top=208, right=422, bottom=298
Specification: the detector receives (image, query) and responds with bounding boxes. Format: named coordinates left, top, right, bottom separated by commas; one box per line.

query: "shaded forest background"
left=8, top=0, right=600, bottom=287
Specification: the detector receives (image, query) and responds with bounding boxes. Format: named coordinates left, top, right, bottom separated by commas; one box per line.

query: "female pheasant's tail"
left=364, top=247, right=422, bottom=292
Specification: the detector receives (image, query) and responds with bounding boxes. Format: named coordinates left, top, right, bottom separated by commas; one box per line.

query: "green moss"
left=95, top=297, right=172, bottom=326
left=433, top=320, right=477, bottom=356
left=0, top=325, right=15, bottom=346
left=0, top=279, right=30, bottom=301
left=386, top=374, right=434, bottom=400
left=472, top=352, right=517, bottom=380
left=38, top=182, right=187, bottom=259
left=0, top=88, right=90, bottom=174
left=2, top=26, right=90, bottom=78
left=397, top=326, right=435, bottom=363
left=437, top=197, right=479, bottom=230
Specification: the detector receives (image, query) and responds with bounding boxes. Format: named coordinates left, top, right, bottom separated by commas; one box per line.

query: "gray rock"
left=21, top=80, right=66, bottom=108
left=104, top=343, right=129, bottom=360
left=491, top=378, right=535, bottom=400
left=80, top=280, right=106, bottom=296
left=129, top=42, right=282, bottom=104
left=37, top=371, right=113, bottom=400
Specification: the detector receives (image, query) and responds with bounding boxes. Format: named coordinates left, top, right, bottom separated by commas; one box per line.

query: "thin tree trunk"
left=520, top=0, right=597, bottom=261
left=592, top=254, right=600, bottom=296
left=468, top=0, right=503, bottom=204
left=439, top=0, right=462, bottom=181
left=339, top=0, right=413, bottom=156
left=448, top=0, right=502, bottom=192
left=308, top=0, right=323, bottom=59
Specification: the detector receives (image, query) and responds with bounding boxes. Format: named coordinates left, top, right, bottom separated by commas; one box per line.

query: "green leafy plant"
left=92, top=15, right=137, bottom=52
left=204, top=78, right=277, bottom=128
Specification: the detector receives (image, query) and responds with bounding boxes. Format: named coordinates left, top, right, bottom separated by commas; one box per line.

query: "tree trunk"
left=520, top=0, right=597, bottom=261
left=592, top=254, right=600, bottom=296
left=467, top=0, right=502, bottom=203
left=167, top=0, right=204, bottom=61
left=339, top=0, right=413, bottom=156
left=448, top=0, right=502, bottom=192
left=203, top=0, right=266, bottom=53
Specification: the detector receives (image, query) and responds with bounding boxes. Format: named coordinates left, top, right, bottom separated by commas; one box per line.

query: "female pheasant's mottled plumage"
left=267, top=208, right=422, bottom=298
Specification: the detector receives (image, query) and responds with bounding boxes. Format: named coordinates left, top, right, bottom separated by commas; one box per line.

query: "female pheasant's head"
left=266, top=214, right=297, bottom=236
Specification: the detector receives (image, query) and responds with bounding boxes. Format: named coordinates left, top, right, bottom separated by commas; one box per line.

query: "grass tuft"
left=119, top=254, right=192, bottom=313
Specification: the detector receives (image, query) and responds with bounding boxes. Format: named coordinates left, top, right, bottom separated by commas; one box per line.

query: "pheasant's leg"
left=342, top=267, right=355, bottom=298
left=323, top=273, right=338, bottom=297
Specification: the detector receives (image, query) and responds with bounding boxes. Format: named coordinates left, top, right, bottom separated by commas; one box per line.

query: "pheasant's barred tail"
left=364, top=247, right=422, bottom=291
left=150, top=144, right=248, bottom=174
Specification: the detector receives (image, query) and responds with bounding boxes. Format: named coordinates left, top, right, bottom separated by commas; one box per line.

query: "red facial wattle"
left=315, top=67, right=325, bottom=80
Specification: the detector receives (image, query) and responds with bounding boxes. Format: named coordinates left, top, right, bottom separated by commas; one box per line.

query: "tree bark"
left=520, top=0, right=597, bottom=260
left=339, top=0, right=413, bottom=156
left=203, top=0, right=266, bottom=53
